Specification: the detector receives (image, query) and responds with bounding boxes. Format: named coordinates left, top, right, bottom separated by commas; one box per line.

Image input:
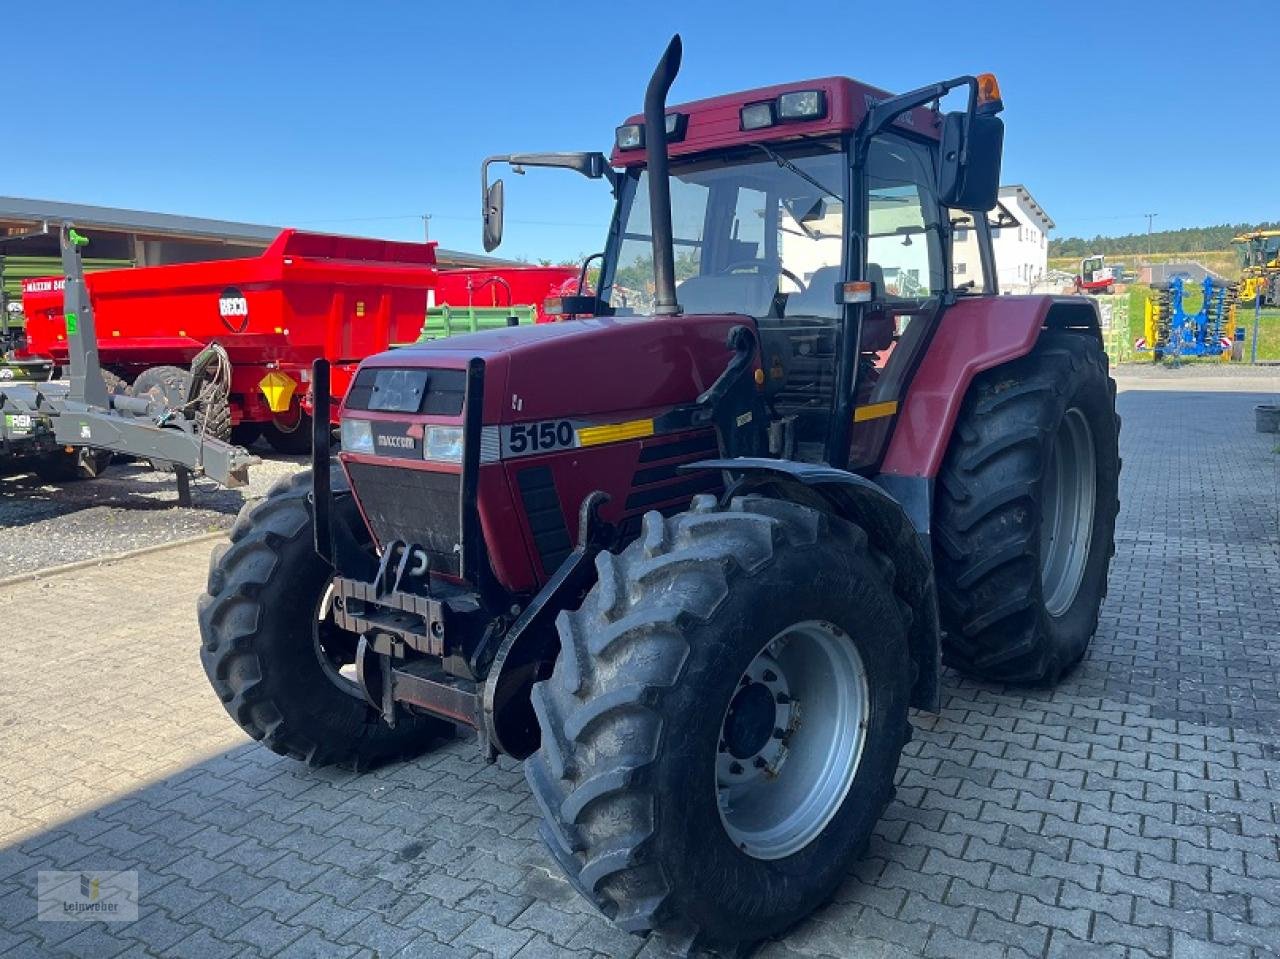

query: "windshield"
left=603, top=142, right=845, bottom=317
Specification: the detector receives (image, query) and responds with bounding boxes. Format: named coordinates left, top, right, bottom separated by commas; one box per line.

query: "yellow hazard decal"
left=853, top=400, right=899, bottom=423
left=576, top=418, right=655, bottom=447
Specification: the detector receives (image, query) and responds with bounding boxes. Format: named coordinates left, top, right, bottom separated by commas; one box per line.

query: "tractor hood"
left=358, top=314, right=751, bottom=424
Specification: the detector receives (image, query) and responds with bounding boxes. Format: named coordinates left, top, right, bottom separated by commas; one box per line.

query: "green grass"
left=1048, top=250, right=1240, bottom=280
left=1108, top=284, right=1280, bottom=364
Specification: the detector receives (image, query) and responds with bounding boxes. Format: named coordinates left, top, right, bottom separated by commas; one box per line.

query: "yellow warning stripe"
left=853, top=400, right=899, bottom=423
left=576, top=418, right=655, bottom=447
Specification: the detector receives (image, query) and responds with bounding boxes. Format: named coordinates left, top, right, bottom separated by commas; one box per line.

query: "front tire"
left=525, top=495, right=911, bottom=951
left=934, top=332, right=1120, bottom=684
left=197, top=466, right=452, bottom=769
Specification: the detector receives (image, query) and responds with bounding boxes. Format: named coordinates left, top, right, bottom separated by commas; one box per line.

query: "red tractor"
left=199, top=37, right=1119, bottom=953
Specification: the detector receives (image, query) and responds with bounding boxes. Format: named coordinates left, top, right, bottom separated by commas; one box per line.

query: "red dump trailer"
left=20, top=230, right=576, bottom=451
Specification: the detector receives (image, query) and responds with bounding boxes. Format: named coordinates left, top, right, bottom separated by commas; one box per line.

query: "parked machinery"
left=1232, top=229, right=1280, bottom=307
left=0, top=226, right=255, bottom=491
left=1138, top=275, right=1232, bottom=361
left=1075, top=254, right=1116, bottom=294
left=19, top=231, right=575, bottom=452
left=199, top=38, right=1120, bottom=952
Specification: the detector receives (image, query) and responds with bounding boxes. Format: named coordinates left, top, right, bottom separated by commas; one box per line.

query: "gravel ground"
left=0, top=444, right=308, bottom=577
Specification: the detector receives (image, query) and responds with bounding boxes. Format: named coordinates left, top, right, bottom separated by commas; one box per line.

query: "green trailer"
left=417, top=302, right=539, bottom=341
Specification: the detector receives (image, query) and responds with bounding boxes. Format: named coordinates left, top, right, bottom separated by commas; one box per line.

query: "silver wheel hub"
left=1040, top=407, right=1097, bottom=618
left=715, top=621, right=870, bottom=861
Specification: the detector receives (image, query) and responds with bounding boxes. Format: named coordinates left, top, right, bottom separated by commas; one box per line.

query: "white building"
left=952, top=184, right=1054, bottom=294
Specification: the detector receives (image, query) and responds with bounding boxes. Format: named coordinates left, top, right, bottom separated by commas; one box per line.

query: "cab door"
left=847, top=133, right=948, bottom=471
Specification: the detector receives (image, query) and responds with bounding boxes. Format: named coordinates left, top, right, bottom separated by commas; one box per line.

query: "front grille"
left=346, top=461, right=462, bottom=576
left=625, top=431, right=721, bottom=512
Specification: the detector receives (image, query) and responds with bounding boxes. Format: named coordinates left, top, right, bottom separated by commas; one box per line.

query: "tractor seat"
left=783, top=265, right=842, bottom=320
left=677, top=269, right=779, bottom=317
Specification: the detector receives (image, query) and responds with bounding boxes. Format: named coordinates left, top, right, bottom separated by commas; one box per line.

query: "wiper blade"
left=749, top=143, right=844, bottom=205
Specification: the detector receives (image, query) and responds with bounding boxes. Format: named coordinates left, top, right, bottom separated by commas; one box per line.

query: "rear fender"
left=882, top=295, right=1100, bottom=479
left=688, top=458, right=941, bottom=711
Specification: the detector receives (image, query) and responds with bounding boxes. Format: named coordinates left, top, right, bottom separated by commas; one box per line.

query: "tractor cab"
left=482, top=71, right=1006, bottom=472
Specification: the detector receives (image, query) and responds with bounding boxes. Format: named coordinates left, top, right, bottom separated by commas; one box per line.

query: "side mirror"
left=938, top=111, right=1004, bottom=212
left=483, top=179, right=504, bottom=252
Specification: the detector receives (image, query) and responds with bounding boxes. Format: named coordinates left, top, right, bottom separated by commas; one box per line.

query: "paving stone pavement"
left=0, top=381, right=1277, bottom=959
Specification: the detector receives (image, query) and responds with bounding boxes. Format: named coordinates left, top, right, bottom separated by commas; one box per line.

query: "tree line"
left=1049, top=222, right=1280, bottom=257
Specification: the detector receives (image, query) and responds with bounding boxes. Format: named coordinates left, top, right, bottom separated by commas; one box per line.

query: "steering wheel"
left=720, top=259, right=806, bottom=292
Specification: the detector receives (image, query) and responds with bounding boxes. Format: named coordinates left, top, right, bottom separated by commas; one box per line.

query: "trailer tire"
left=262, top=410, right=313, bottom=455
left=133, top=365, right=232, bottom=471
left=525, top=495, right=911, bottom=951
left=197, top=466, right=453, bottom=770
left=33, top=447, right=113, bottom=482
left=231, top=423, right=262, bottom=448
left=934, top=331, right=1120, bottom=685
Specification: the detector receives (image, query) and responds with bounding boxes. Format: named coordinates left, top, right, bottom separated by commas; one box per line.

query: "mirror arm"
left=486, top=152, right=619, bottom=191
left=862, top=76, right=976, bottom=143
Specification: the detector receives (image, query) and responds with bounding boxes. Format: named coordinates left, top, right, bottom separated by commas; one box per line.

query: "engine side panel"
left=880, top=295, right=1100, bottom=479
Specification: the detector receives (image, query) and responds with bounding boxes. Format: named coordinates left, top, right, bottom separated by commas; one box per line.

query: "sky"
left=6, top=0, right=1276, bottom=264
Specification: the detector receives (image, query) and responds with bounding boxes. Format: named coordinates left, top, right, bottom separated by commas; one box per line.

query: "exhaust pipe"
left=644, top=34, right=682, bottom=316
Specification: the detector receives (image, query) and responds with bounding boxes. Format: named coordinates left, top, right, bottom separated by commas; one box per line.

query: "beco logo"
left=218, top=286, right=250, bottom=332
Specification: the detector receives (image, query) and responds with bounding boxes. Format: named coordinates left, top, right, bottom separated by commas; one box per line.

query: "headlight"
left=777, top=90, right=826, bottom=121
left=423, top=425, right=464, bottom=463
left=739, top=101, right=775, bottom=131
left=615, top=123, right=644, bottom=150
left=340, top=418, right=373, bottom=453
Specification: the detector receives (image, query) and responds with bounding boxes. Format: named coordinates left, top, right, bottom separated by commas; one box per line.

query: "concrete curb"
left=0, top=529, right=227, bottom=588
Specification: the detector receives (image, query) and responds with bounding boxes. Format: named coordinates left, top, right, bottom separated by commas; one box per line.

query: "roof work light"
left=740, top=89, right=827, bottom=131
left=615, top=113, right=687, bottom=151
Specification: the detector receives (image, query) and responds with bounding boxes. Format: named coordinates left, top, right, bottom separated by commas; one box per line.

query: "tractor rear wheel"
left=197, top=465, right=452, bottom=769
left=525, top=495, right=912, bottom=951
left=934, top=331, right=1120, bottom=684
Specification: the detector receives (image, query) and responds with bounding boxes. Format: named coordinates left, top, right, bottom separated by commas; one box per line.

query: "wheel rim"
left=313, top=582, right=363, bottom=698
left=715, top=621, right=869, bottom=860
left=1040, top=407, right=1097, bottom=618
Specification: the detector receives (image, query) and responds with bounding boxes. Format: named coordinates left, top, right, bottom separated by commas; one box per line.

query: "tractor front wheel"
left=197, top=466, right=452, bottom=769
left=525, top=495, right=912, bottom=951
left=934, top=331, right=1120, bottom=684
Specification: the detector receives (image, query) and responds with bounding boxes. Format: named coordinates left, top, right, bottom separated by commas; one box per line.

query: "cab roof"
left=609, top=76, right=941, bottom=167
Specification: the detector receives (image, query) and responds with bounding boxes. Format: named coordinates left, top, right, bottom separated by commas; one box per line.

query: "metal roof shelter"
left=0, top=196, right=513, bottom=268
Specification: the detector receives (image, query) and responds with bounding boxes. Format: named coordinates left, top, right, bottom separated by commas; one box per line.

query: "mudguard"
left=687, top=457, right=941, bottom=711
left=882, top=295, right=1100, bottom=479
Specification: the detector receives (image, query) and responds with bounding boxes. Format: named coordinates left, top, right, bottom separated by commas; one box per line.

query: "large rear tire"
left=197, top=466, right=452, bottom=769
left=934, top=332, right=1120, bottom=684
left=525, top=495, right=912, bottom=951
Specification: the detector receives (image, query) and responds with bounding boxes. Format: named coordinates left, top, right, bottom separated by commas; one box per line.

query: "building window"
left=955, top=261, right=967, bottom=274
left=954, top=227, right=969, bottom=241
